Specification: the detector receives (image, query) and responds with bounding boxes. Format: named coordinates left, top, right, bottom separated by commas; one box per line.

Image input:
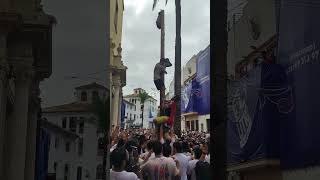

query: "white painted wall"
left=227, top=0, right=276, bottom=75
left=47, top=131, right=78, bottom=180
left=199, top=114, right=210, bottom=132
left=182, top=114, right=210, bottom=133
left=123, top=101, right=137, bottom=128
left=182, top=55, right=197, bottom=83
left=123, top=89, right=158, bottom=129
left=44, top=112, right=103, bottom=180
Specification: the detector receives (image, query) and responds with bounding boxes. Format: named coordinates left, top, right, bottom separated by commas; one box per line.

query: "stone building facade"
left=42, top=82, right=108, bottom=180
left=109, top=0, right=127, bottom=128
left=0, top=1, right=55, bottom=180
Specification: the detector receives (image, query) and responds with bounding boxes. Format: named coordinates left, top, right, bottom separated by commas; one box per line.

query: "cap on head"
left=160, top=58, right=172, bottom=67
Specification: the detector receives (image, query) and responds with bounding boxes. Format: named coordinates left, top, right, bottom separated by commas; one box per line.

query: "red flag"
left=168, top=101, right=176, bottom=127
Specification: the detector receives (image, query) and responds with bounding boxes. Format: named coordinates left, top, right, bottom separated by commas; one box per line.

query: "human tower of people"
left=109, top=123, right=211, bottom=180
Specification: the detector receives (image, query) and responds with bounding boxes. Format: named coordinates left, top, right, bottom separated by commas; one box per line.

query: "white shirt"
left=110, top=144, right=117, bottom=152
left=174, top=153, right=189, bottom=180
left=142, top=156, right=178, bottom=180
left=205, top=154, right=210, bottom=164
left=110, top=170, right=139, bottom=180
left=140, top=151, right=155, bottom=160
left=187, top=159, right=199, bottom=180
left=154, top=62, right=166, bottom=80
left=184, top=152, right=192, bottom=161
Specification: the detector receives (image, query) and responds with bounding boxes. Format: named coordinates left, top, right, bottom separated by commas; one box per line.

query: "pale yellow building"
left=109, top=0, right=127, bottom=128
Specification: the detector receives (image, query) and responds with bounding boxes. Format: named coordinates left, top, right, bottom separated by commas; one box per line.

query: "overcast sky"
left=122, top=0, right=210, bottom=101
left=40, top=0, right=108, bottom=107
left=39, top=0, right=210, bottom=107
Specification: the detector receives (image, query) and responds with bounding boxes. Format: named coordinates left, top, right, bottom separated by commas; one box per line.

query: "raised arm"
left=160, top=124, right=164, bottom=144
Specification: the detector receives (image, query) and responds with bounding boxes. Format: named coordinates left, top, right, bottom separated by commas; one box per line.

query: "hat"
left=160, top=58, right=172, bottom=67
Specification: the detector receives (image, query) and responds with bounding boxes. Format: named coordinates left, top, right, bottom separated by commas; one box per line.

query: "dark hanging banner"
left=278, top=0, right=320, bottom=169
left=35, top=129, right=50, bottom=180
left=227, top=63, right=289, bottom=165
left=121, top=100, right=126, bottom=129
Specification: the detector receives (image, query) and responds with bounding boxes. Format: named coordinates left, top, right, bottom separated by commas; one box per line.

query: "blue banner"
left=121, top=100, right=126, bottom=129
left=227, top=63, right=289, bottom=165
left=36, top=129, right=50, bottom=180
left=195, top=45, right=210, bottom=115
left=278, top=0, right=320, bottom=169
left=181, top=80, right=195, bottom=113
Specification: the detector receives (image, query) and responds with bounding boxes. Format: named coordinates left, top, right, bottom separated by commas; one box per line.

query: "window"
left=92, top=91, right=99, bottom=101
left=134, top=106, right=136, bottom=111
left=186, top=121, right=190, bottom=131
left=78, top=139, right=83, bottom=156
left=81, top=91, right=87, bottom=101
left=55, top=137, right=59, bottom=149
left=69, top=117, right=77, bottom=132
left=64, top=164, right=69, bottom=180
left=196, top=120, right=199, bottom=131
left=77, top=166, right=82, bottom=180
left=140, top=114, right=142, bottom=118
left=96, top=164, right=104, bottom=179
left=54, top=162, right=57, bottom=173
left=134, top=114, right=136, bottom=120
left=66, top=142, right=70, bottom=152
left=206, top=119, right=210, bottom=132
left=191, top=121, right=195, bottom=131
left=62, top=117, right=67, bottom=128
left=201, top=123, right=204, bottom=132
left=126, top=113, right=128, bottom=118
left=130, top=114, right=132, bottom=120
left=79, top=121, right=84, bottom=134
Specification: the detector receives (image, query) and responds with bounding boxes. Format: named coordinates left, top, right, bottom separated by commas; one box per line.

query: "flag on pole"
left=156, top=11, right=162, bottom=29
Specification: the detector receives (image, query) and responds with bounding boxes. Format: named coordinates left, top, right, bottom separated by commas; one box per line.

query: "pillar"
left=5, top=60, right=34, bottom=180
left=24, top=78, right=41, bottom=180
left=111, top=75, right=121, bottom=127
left=0, top=33, right=9, bottom=180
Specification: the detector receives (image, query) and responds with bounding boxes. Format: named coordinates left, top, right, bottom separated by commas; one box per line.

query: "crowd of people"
left=109, top=125, right=211, bottom=180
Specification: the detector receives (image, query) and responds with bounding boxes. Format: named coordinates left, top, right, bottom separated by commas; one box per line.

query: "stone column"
left=0, top=34, right=9, bottom=180
left=5, top=60, right=34, bottom=180
left=24, top=78, right=41, bottom=180
left=111, top=75, right=121, bottom=127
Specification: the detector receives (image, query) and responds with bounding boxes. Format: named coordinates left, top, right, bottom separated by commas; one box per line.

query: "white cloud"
left=124, top=0, right=150, bottom=15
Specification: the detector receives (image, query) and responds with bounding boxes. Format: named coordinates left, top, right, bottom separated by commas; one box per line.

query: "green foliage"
left=138, top=91, right=149, bottom=104
left=91, top=96, right=109, bottom=134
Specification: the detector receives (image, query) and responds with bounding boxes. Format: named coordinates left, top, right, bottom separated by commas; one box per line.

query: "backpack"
left=195, top=160, right=211, bottom=180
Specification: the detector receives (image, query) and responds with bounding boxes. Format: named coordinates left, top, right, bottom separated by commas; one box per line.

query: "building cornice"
left=40, top=119, right=79, bottom=139
left=182, top=112, right=198, bottom=116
